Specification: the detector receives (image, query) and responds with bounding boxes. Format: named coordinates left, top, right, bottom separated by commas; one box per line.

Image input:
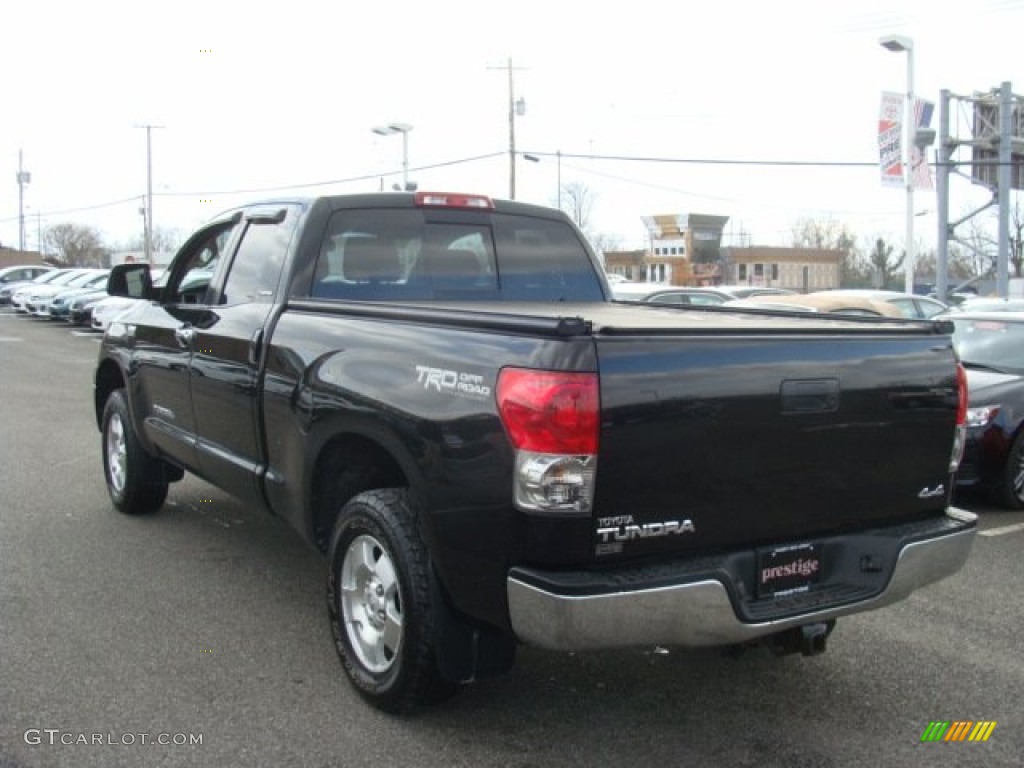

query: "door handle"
left=248, top=328, right=264, bottom=366
left=174, top=325, right=195, bottom=348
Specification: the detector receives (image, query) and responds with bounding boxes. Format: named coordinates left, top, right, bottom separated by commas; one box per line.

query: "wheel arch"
left=307, top=426, right=427, bottom=554
left=94, top=358, right=126, bottom=431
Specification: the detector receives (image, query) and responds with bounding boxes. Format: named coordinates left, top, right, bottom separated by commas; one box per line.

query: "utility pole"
left=997, top=81, right=1013, bottom=298
left=136, top=125, right=163, bottom=265
left=16, top=150, right=31, bottom=251
left=936, top=90, right=951, bottom=301
left=556, top=149, right=562, bottom=210
left=489, top=59, right=527, bottom=199
left=935, top=82, right=1022, bottom=298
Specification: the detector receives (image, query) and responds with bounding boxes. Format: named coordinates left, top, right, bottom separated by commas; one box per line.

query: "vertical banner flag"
left=879, top=92, right=935, bottom=190
left=879, top=91, right=905, bottom=188
left=911, top=98, right=935, bottom=190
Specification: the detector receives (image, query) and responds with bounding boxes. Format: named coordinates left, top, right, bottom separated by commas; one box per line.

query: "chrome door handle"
left=174, top=326, right=195, bottom=348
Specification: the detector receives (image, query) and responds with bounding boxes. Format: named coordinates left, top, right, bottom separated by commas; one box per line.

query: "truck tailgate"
left=592, top=328, right=959, bottom=559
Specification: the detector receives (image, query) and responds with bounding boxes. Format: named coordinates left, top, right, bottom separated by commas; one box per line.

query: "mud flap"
left=430, top=569, right=516, bottom=683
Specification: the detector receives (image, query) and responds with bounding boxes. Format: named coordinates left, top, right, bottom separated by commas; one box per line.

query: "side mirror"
left=108, top=263, right=155, bottom=300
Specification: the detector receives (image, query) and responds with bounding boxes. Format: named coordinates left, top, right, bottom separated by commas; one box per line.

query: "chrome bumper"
left=507, top=508, right=977, bottom=651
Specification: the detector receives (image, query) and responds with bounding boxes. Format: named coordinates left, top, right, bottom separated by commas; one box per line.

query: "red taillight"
left=414, top=191, right=495, bottom=210
left=956, top=362, right=968, bottom=426
left=496, top=368, right=599, bottom=454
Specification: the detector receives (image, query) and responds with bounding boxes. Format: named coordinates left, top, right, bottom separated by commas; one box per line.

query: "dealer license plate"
left=756, top=543, right=822, bottom=598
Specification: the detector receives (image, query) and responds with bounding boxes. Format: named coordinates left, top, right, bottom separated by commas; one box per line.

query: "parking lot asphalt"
left=1, top=310, right=1022, bottom=768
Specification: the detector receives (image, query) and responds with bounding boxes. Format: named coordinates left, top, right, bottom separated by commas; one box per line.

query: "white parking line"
left=0, top=336, right=24, bottom=342
left=978, top=522, right=1024, bottom=537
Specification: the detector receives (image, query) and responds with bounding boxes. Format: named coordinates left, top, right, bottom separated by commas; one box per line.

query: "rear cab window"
left=309, top=209, right=604, bottom=302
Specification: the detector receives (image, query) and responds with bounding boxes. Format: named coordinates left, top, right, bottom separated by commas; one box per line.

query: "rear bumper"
left=507, top=508, right=977, bottom=651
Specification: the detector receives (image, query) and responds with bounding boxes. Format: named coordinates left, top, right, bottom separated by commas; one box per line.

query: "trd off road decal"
left=415, top=365, right=491, bottom=400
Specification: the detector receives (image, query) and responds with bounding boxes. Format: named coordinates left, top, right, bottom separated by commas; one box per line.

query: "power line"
left=3, top=149, right=1011, bottom=226
left=156, top=152, right=507, bottom=197
left=0, top=195, right=144, bottom=225
left=0, top=152, right=507, bottom=224
left=523, top=150, right=878, bottom=167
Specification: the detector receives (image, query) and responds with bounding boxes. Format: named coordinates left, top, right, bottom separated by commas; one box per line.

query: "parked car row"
left=0, top=264, right=160, bottom=331
left=8, top=268, right=109, bottom=321
left=722, top=289, right=950, bottom=318
left=611, top=284, right=949, bottom=319
left=611, top=283, right=795, bottom=306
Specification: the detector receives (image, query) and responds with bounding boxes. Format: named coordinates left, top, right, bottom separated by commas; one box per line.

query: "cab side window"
left=162, top=223, right=238, bottom=305
left=183, top=231, right=230, bottom=303
left=218, top=209, right=295, bottom=306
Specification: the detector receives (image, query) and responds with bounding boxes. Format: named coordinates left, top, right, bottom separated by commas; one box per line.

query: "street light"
left=879, top=34, right=916, bottom=294
left=16, top=149, right=31, bottom=251
left=521, top=151, right=562, bottom=210
left=371, top=123, right=414, bottom=191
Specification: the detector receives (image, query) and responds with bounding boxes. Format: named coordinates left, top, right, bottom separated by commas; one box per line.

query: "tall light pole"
left=522, top=151, right=563, bottom=210
left=371, top=123, right=414, bottom=191
left=16, top=149, right=31, bottom=251
left=556, top=149, right=561, bottom=210
left=880, top=34, right=916, bottom=294
left=136, top=125, right=163, bottom=266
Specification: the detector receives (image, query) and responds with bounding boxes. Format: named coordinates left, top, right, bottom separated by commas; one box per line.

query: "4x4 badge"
left=918, top=484, right=945, bottom=499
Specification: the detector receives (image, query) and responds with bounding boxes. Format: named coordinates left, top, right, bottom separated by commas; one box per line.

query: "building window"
left=738, top=264, right=748, bottom=281
left=771, top=264, right=779, bottom=281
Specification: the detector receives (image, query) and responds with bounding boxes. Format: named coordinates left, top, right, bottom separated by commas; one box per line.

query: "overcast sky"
left=1, top=0, right=1021, bottom=255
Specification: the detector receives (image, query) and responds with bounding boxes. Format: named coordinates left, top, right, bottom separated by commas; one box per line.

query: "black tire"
left=994, top=431, right=1024, bottom=510
left=326, top=488, right=458, bottom=713
left=101, top=389, right=169, bottom=515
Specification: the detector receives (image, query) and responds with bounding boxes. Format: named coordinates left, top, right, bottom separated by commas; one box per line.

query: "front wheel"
left=994, top=431, right=1024, bottom=510
left=101, top=390, right=169, bottom=515
left=326, top=489, right=458, bottom=712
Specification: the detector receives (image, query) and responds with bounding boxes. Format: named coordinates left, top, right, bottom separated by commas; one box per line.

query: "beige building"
left=723, top=246, right=842, bottom=292
left=0, top=248, right=47, bottom=270
left=604, top=213, right=729, bottom=286
left=603, top=215, right=844, bottom=292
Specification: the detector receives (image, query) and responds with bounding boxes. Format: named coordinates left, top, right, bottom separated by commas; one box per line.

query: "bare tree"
left=118, top=226, right=185, bottom=255
left=867, top=237, right=904, bottom=289
left=790, top=216, right=856, bottom=251
left=559, top=180, right=621, bottom=261
left=958, top=214, right=997, bottom=278
left=587, top=232, right=622, bottom=261
left=561, top=181, right=597, bottom=231
left=44, top=223, right=109, bottom=267
left=790, top=216, right=867, bottom=287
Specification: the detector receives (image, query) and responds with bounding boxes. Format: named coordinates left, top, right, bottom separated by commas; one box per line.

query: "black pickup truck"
left=95, top=191, right=976, bottom=712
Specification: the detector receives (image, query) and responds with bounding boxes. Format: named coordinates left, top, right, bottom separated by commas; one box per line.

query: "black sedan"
left=945, top=311, right=1024, bottom=508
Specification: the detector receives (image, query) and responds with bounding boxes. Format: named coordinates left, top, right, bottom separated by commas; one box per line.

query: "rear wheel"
left=994, top=431, right=1024, bottom=510
left=101, top=390, right=169, bottom=515
left=326, top=489, right=458, bottom=712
